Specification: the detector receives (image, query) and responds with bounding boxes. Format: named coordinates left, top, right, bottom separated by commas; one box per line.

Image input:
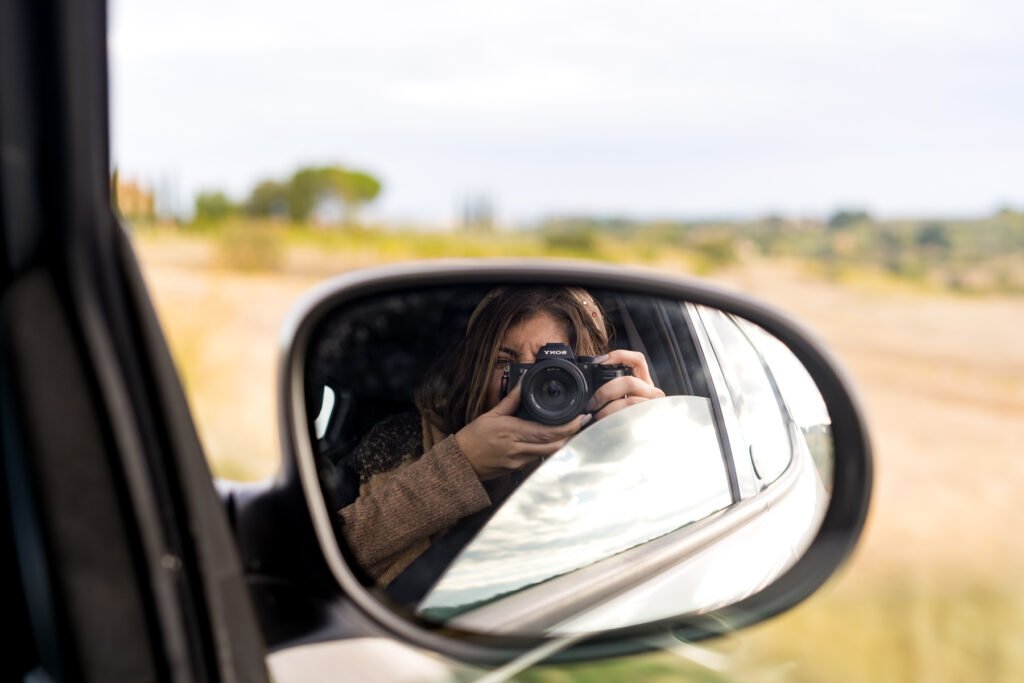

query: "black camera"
left=500, top=343, right=632, bottom=425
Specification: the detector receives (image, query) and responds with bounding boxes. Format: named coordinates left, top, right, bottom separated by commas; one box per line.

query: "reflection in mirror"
left=304, top=285, right=832, bottom=636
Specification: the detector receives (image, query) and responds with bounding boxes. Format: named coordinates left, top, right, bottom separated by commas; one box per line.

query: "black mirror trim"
left=278, top=258, right=873, bottom=664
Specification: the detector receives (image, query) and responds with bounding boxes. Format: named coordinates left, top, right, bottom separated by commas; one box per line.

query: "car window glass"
left=737, top=319, right=833, bottom=490
left=417, top=396, right=733, bottom=620
left=699, top=307, right=792, bottom=485
left=313, top=386, right=336, bottom=439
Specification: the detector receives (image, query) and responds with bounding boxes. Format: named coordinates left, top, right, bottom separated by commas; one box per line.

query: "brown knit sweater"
left=338, top=413, right=492, bottom=585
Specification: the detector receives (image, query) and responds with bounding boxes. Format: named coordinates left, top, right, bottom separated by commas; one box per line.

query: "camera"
left=500, top=343, right=632, bottom=425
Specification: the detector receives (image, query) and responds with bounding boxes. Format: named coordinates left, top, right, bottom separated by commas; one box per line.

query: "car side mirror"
left=276, top=259, right=871, bottom=663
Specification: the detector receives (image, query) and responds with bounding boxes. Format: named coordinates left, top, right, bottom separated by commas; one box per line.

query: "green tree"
left=330, top=169, right=382, bottom=224
left=285, top=168, right=326, bottom=222
left=917, top=222, right=951, bottom=251
left=827, top=209, right=872, bottom=230
left=245, top=181, right=289, bottom=218
left=194, top=191, right=237, bottom=223
left=284, top=165, right=383, bottom=224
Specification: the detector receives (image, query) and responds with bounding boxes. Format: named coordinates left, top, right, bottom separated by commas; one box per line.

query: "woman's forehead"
left=501, top=312, right=569, bottom=354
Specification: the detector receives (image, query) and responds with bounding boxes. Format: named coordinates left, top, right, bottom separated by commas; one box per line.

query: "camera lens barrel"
left=518, top=359, right=589, bottom=425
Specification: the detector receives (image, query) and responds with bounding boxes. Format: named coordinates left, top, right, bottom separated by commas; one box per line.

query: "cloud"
left=111, top=0, right=1024, bottom=220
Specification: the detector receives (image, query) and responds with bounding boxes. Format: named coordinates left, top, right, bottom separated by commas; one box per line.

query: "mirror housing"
left=276, top=259, right=872, bottom=664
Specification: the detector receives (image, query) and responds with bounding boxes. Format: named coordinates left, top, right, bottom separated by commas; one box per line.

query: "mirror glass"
left=304, top=284, right=833, bottom=636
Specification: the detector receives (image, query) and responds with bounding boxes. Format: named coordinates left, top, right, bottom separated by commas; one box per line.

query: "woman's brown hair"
left=416, top=287, right=610, bottom=435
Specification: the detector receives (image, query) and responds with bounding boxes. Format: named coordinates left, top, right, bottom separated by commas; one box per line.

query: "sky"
left=109, top=0, right=1024, bottom=226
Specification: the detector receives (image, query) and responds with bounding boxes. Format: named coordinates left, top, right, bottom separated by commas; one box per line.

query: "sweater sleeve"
left=338, top=434, right=491, bottom=571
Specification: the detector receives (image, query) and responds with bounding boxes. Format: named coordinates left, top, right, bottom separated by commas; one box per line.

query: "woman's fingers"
left=586, top=356, right=666, bottom=421
left=587, top=375, right=664, bottom=412
left=516, top=413, right=589, bottom=444
left=517, top=438, right=570, bottom=459
left=594, top=395, right=648, bottom=421
left=600, top=349, right=654, bottom=384
left=490, top=439, right=570, bottom=474
left=488, top=382, right=522, bottom=416
left=457, top=411, right=586, bottom=480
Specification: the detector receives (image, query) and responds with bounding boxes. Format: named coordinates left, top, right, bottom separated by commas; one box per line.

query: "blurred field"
left=134, top=225, right=1024, bottom=683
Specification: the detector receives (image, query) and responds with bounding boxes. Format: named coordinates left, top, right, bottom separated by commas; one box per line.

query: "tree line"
left=194, top=165, right=382, bottom=225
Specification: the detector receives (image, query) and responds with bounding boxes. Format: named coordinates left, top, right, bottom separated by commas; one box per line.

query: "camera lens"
left=537, top=376, right=568, bottom=410
left=520, top=361, right=587, bottom=425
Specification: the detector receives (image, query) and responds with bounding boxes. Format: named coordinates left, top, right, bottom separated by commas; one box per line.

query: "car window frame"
left=685, top=303, right=758, bottom=499
left=565, top=294, right=744, bottom=506
left=695, top=305, right=797, bottom=491
left=1, top=1, right=271, bottom=680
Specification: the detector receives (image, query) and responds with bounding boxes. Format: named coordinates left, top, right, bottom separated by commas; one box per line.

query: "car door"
left=0, top=0, right=269, bottom=680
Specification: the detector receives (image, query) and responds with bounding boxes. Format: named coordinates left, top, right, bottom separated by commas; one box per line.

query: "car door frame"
left=689, top=302, right=785, bottom=497
left=0, top=0, right=269, bottom=680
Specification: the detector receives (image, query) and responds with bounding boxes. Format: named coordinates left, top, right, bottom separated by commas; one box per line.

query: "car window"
left=417, top=396, right=733, bottom=621
left=597, top=294, right=696, bottom=397
left=737, top=318, right=834, bottom=490
left=313, top=386, right=336, bottom=439
left=698, top=307, right=793, bottom=486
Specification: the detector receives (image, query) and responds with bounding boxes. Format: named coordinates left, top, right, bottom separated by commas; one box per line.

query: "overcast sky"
left=109, top=0, right=1024, bottom=225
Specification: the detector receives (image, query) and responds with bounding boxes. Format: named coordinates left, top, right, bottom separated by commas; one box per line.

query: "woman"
left=338, top=286, right=664, bottom=589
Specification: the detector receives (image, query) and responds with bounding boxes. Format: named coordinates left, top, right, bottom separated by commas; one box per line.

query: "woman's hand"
left=455, top=384, right=590, bottom=481
left=586, top=350, right=666, bottom=421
